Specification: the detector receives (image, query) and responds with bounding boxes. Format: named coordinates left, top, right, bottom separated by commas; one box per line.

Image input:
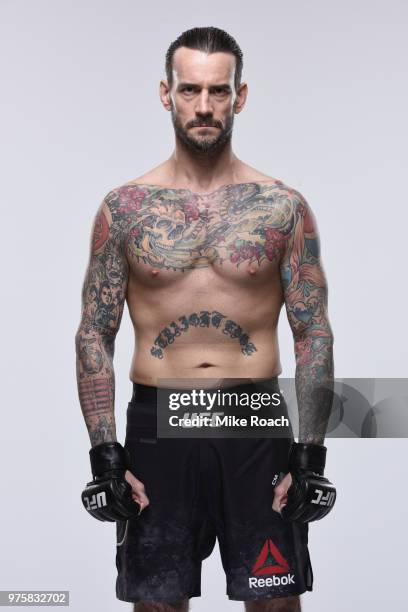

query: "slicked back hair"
left=165, top=26, right=243, bottom=91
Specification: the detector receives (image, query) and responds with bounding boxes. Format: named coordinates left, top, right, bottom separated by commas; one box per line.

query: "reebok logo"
left=249, top=538, right=295, bottom=589
left=249, top=574, right=295, bottom=588
left=252, top=538, right=290, bottom=575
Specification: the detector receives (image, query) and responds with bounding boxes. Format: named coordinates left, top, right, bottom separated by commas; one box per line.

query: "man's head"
left=160, top=27, right=247, bottom=155
left=99, top=281, right=112, bottom=305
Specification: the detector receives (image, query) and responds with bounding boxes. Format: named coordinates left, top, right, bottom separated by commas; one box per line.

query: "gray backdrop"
left=1, top=0, right=407, bottom=610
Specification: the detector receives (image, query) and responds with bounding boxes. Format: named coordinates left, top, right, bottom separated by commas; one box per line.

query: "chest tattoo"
left=105, top=182, right=295, bottom=271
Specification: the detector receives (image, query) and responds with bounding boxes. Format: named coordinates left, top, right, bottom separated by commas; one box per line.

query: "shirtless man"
left=76, top=26, right=335, bottom=612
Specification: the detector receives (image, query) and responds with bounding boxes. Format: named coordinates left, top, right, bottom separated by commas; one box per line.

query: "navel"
left=150, top=268, right=159, bottom=277
left=247, top=266, right=257, bottom=276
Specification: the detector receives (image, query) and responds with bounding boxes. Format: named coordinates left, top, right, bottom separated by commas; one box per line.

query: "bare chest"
left=117, top=183, right=295, bottom=283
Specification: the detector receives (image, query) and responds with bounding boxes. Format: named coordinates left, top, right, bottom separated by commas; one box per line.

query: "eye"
left=169, top=224, right=184, bottom=240
left=180, top=86, right=196, bottom=95
left=212, top=87, right=229, bottom=97
left=157, top=219, right=172, bottom=229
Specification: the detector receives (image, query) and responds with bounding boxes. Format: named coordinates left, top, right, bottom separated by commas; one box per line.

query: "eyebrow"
left=177, top=82, right=232, bottom=90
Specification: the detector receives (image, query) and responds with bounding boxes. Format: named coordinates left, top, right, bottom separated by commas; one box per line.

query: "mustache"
left=186, top=119, right=223, bottom=129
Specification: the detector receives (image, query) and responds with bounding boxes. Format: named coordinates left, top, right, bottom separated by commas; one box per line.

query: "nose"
left=195, top=89, right=213, bottom=116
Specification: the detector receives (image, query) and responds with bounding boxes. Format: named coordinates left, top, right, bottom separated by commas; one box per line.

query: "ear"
left=159, top=79, right=172, bottom=111
left=234, top=82, right=248, bottom=114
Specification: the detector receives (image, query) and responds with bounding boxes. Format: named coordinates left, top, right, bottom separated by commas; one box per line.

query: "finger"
left=132, top=494, right=146, bottom=514
left=125, top=473, right=148, bottom=495
left=131, top=490, right=149, bottom=503
left=274, top=485, right=286, bottom=496
left=124, top=472, right=150, bottom=508
left=125, top=471, right=144, bottom=487
left=272, top=492, right=283, bottom=513
left=131, top=490, right=150, bottom=508
left=129, top=480, right=148, bottom=500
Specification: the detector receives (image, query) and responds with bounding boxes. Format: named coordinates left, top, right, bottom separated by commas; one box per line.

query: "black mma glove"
left=281, top=442, right=337, bottom=523
left=81, top=441, right=141, bottom=522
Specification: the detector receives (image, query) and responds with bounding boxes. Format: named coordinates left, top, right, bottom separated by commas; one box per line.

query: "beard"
left=171, top=106, right=234, bottom=155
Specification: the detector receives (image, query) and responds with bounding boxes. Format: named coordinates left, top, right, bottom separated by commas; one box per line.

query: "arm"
left=279, top=191, right=334, bottom=445
left=75, top=190, right=129, bottom=447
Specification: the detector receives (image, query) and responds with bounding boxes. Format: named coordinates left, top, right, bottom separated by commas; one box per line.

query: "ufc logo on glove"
left=83, top=491, right=108, bottom=511
left=311, top=488, right=336, bottom=507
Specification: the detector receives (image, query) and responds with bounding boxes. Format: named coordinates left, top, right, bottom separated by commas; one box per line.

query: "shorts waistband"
left=130, top=378, right=280, bottom=404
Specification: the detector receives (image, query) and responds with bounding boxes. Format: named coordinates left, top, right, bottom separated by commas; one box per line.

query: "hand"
left=272, top=472, right=292, bottom=514
left=124, top=470, right=150, bottom=513
left=82, top=442, right=150, bottom=522
left=280, top=442, right=337, bottom=522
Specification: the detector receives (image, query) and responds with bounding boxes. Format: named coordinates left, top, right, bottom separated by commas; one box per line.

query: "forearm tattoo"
left=75, top=194, right=128, bottom=446
left=280, top=192, right=334, bottom=445
left=150, top=310, right=257, bottom=359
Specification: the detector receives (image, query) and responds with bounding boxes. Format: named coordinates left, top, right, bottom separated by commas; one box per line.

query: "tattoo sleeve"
left=280, top=193, right=334, bottom=445
left=75, top=190, right=128, bottom=447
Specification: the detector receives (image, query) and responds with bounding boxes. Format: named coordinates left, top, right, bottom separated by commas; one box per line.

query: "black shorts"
left=115, top=379, right=313, bottom=603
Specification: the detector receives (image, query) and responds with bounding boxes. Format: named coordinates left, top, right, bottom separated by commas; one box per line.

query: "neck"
left=167, top=136, right=242, bottom=192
